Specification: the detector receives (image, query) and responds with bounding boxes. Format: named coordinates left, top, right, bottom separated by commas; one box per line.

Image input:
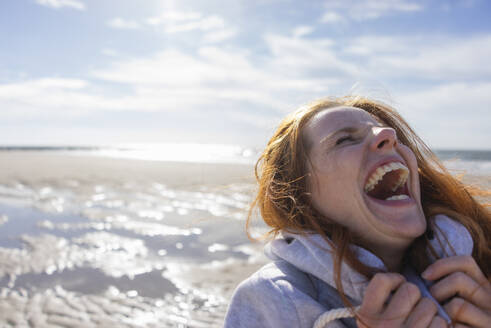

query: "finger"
left=360, top=273, right=405, bottom=314
left=428, top=315, right=448, bottom=328
left=355, top=319, right=369, bottom=328
left=384, top=282, right=421, bottom=319
left=422, top=256, right=488, bottom=286
left=444, top=297, right=491, bottom=327
left=404, top=297, right=438, bottom=328
left=453, top=324, right=471, bottom=328
left=430, top=271, right=491, bottom=308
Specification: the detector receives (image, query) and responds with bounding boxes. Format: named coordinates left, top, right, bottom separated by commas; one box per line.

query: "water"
left=0, top=143, right=260, bottom=165
left=435, top=149, right=491, bottom=175
left=0, top=145, right=489, bottom=327
left=1, top=145, right=489, bottom=173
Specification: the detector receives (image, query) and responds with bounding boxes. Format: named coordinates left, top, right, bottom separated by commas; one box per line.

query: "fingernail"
left=421, top=268, right=432, bottom=279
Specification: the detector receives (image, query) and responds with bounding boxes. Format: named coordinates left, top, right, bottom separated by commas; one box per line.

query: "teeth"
left=364, top=162, right=409, bottom=192
left=386, top=194, right=410, bottom=201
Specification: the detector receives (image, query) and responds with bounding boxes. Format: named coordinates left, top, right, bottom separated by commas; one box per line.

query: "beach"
left=0, top=150, right=489, bottom=327
left=0, top=151, right=268, bottom=327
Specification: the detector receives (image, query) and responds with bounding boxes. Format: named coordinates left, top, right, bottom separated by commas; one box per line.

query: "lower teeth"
left=386, top=194, right=409, bottom=201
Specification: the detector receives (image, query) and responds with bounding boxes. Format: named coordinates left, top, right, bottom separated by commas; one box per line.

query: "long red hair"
left=247, top=96, right=491, bottom=302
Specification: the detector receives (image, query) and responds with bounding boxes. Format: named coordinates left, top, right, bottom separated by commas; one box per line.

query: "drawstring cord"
left=313, top=306, right=360, bottom=328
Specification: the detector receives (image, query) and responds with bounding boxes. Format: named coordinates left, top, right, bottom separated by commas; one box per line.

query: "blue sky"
left=1, top=0, right=490, bottom=149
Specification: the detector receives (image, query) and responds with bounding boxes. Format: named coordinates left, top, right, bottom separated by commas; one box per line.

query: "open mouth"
left=364, top=162, right=410, bottom=201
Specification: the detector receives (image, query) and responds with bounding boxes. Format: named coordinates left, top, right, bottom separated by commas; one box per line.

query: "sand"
left=0, top=151, right=255, bottom=188
left=0, top=151, right=266, bottom=327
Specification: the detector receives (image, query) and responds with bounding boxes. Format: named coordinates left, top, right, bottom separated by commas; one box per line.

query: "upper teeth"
left=364, top=162, right=409, bottom=192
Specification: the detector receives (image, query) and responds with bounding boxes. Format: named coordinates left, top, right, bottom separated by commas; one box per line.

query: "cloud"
left=35, top=0, right=85, bottom=10
left=292, top=26, right=314, bottom=38
left=0, top=40, right=343, bottom=126
left=4, top=22, right=489, bottom=148
left=92, top=45, right=338, bottom=97
left=107, top=10, right=237, bottom=44
left=202, top=28, right=237, bottom=43
left=146, top=11, right=203, bottom=25
left=264, top=33, right=359, bottom=77
left=90, top=47, right=295, bottom=113
left=0, top=78, right=87, bottom=96
left=144, top=10, right=223, bottom=33
left=0, top=78, right=133, bottom=118
left=321, top=0, right=422, bottom=22
left=164, top=15, right=225, bottom=33
left=344, top=34, right=491, bottom=80
left=107, top=18, right=141, bottom=30
left=320, top=12, right=345, bottom=24
left=394, top=82, right=491, bottom=149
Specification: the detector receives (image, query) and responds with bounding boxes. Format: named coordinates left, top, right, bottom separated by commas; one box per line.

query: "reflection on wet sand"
left=0, top=153, right=268, bottom=327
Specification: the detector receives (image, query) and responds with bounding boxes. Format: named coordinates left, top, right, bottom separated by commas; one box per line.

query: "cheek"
left=309, top=170, right=356, bottom=218
left=398, top=144, right=418, bottom=167
left=398, top=145, right=420, bottom=181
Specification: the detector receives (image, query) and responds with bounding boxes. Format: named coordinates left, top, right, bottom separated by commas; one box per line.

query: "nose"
left=370, top=127, right=397, bottom=151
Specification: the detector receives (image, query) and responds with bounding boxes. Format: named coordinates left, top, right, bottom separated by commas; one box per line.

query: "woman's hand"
left=422, top=255, right=491, bottom=328
left=357, top=272, right=447, bottom=327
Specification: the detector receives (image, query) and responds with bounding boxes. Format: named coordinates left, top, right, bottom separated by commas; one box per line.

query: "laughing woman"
left=224, top=96, right=491, bottom=328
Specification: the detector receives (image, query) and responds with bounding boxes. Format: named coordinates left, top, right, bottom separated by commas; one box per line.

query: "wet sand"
left=0, top=151, right=255, bottom=187
left=0, top=151, right=267, bottom=327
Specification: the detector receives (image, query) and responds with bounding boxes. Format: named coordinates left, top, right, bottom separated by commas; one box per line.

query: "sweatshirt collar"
left=265, top=214, right=473, bottom=302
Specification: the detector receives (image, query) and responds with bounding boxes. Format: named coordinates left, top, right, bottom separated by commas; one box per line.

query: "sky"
left=0, top=0, right=490, bottom=150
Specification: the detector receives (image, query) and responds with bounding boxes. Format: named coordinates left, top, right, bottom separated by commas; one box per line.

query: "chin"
left=384, top=209, right=427, bottom=241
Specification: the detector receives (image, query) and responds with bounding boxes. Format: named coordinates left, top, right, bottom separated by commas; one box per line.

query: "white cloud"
left=344, top=34, right=491, bottom=80
left=107, top=18, right=141, bottom=30
left=163, top=15, right=225, bottom=33
left=0, top=78, right=87, bottom=97
left=395, top=82, right=491, bottom=149
left=88, top=45, right=342, bottom=116
left=320, top=12, right=345, bottom=24
left=321, top=0, right=422, bottom=22
left=146, top=11, right=203, bottom=25
left=35, top=0, right=85, bottom=10
left=292, top=26, right=314, bottom=38
left=264, top=34, right=359, bottom=77
left=0, top=42, right=342, bottom=124
left=108, top=10, right=237, bottom=44
left=202, top=28, right=237, bottom=43
left=0, top=78, right=136, bottom=118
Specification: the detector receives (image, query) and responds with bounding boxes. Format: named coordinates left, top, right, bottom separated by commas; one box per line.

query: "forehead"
left=304, top=106, right=378, bottom=139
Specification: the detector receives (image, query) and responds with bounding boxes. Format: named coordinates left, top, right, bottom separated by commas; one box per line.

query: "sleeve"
left=223, top=274, right=302, bottom=328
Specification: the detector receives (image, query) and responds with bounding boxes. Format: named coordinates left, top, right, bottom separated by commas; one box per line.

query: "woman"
left=224, top=96, right=491, bottom=327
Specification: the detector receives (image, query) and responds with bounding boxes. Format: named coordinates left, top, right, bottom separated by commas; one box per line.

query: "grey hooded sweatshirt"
left=224, top=215, right=473, bottom=328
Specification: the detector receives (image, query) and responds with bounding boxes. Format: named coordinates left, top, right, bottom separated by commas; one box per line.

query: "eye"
left=335, top=135, right=354, bottom=145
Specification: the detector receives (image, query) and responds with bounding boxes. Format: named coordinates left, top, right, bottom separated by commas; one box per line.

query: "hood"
left=265, top=214, right=473, bottom=302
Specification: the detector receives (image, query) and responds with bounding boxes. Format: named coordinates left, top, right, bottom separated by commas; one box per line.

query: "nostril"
left=377, top=140, right=388, bottom=149
left=377, top=138, right=397, bottom=149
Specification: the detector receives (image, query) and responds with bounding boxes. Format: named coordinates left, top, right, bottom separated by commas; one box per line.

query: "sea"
left=0, top=144, right=489, bottom=327
left=1, top=145, right=490, bottom=172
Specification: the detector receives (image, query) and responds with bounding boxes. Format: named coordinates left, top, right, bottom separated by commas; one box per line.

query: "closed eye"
left=335, top=135, right=354, bottom=145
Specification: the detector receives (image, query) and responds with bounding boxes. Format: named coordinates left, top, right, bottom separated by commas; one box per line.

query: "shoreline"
left=0, top=151, right=255, bottom=188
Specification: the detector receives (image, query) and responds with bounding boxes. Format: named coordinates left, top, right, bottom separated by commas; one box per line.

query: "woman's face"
left=304, top=106, right=426, bottom=252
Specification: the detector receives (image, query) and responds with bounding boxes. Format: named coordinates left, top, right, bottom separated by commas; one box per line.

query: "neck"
left=371, top=244, right=408, bottom=272
left=355, top=237, right=410, bottom=272
left=354, top=234, right=414, bottom=272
